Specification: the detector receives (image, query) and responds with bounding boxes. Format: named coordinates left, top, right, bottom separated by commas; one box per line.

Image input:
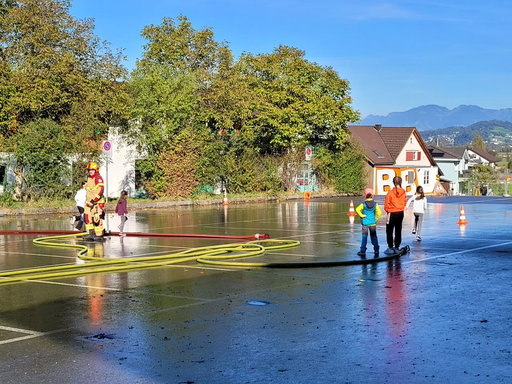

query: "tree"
left=0, top=0, right=130, bottom=199
left=472, top=134, right=486, bottom=150
left=468, top=163, right=497, bottom=190
left=0, top=0, right=130, bottom=152
left=12, top=119, right=69, bottom=200
left=236, top=46, right=360, bottom=155
left=127, top=16, right=361, bottom=197
left=126, top=15, right=233, bottom=197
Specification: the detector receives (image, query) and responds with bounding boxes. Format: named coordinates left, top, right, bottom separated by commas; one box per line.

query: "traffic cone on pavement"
left=457, top=205, right=468, bottom=225
left=222, top=190, right=229, bottom=206
left=347, top=200, right=357, bottom=217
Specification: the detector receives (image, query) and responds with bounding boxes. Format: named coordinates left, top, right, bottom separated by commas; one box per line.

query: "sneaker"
left=357, top=251, right=366, bottom=257
left=412, top=229, right=416, bottom=234
left=69, top=216, right=75, bottom=225
left=394, top=247, right=400, bottom=252
left=416, top=236, right=422, bottom=241
left=384, top=248, right=395, bottom=255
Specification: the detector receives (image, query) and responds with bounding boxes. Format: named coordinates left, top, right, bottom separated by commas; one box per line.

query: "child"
left=115, top=190, right=129, bottom=237
left=384, top=176, right=407, bottom=254
left=355, top=187, right=382, bottom=258
left=406, top=185, right=427, bottom=241
left=70, top=181, right=86, bottom=231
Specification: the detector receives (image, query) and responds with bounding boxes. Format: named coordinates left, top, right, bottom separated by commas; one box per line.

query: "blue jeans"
left=360, top=225, right=379, bottom=253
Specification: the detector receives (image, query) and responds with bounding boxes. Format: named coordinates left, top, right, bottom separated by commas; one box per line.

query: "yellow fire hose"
left=0, top=232, right=301, bottom=285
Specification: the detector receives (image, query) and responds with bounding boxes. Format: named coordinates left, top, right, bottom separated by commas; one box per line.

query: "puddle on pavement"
left=247, top=300, right=272, bottom=306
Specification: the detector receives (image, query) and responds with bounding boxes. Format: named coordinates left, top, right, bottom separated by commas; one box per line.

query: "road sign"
left=305, top=146, right=313, bottom=161
left=102, top=140, right=112, bottom=159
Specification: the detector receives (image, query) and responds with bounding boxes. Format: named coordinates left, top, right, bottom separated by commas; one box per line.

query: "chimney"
left=374, top=124, right=382, bottom=132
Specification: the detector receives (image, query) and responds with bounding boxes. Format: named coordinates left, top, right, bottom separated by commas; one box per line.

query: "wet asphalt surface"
left=0, top=196, right=511, bottom=384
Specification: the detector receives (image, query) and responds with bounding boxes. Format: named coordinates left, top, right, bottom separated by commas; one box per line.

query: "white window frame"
left=424, top=170, right=430, bottom=185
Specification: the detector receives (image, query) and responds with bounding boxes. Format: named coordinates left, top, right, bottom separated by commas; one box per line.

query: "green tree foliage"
left=129, top=64, right=198, bottom=154
left=12, top=119, right=69, bottom=200
left=0, top=0, right=130, bottom=154
left=469, top=164, right=497, bottom=187
left=128, top=16, right=360, bottom=197
left=313, top=142, right=366, bottom=194
left=126, top=16, right=230, bottom=196
left=0, top=0, right=131, bottom=200
left=236, top=46, right=359, bottom=155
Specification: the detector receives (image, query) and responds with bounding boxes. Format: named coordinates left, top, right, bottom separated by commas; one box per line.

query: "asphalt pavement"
left=0, top=196, right=510, bottom=383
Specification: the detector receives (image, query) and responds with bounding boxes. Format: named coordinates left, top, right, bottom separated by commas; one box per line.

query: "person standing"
left=384, top=176, right=407, bottom=254
left=115, top=190, right=129, bottom=237
left=355, top=187, right=381, bottom=258
left=83, top=162, right=106, bottom=241
left=406, top=185, right=427, bottom=241
left=70, top=181, right=87, bottom=231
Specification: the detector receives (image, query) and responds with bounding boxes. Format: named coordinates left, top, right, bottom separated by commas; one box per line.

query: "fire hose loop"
left=0, top=232, right=407, bottom=285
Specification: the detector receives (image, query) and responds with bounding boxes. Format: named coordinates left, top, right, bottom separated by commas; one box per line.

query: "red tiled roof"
left=379, top=127, right=416, bottom=159
left=347, top=126, right=393, bottom=165
left=348, top=125, right=437, bottom=167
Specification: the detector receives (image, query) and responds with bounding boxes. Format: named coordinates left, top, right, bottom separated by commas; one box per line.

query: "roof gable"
left=347, top=126, right=393, bottom=165
left=378, top=127, right=415, bottom=159
left=468, top=147, right=499, bottom=163
left=348, top=125, right=437, bottom=167
left=429, top=146, right=466, bottom=160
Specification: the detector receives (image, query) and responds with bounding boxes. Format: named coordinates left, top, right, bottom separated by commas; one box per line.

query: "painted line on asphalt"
left=403, top=240, right=512, bottom=264
left=0, top=326, right=66, bottom=345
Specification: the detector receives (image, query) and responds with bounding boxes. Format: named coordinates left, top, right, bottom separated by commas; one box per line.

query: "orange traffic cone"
left=347, top=200, right=357, bottom=217
left=222, top=190, right=229, bottom=206
left=457, top=205, right=468, bottom=225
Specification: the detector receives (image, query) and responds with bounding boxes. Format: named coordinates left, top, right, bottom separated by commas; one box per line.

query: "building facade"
left=348, top=125, right=441, bottom=196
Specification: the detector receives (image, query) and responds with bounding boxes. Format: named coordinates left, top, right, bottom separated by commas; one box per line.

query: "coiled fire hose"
left=0, top=232, right=299, bottom=285
left=0, top=231, right=407, bottom=285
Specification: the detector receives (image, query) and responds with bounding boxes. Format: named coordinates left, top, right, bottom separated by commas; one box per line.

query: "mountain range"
left=360, top=105, right=512, bottom=131
left=421, top=120, right=512, bottom=147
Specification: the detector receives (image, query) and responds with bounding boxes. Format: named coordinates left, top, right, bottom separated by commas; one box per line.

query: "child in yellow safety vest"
left=355, top=188, right=382, bottom=258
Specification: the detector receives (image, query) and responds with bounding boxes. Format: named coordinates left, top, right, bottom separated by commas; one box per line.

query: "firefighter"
left=83, top=162, right=106, bottom=241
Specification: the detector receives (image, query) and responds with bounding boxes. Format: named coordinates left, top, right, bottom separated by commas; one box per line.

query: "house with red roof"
left=348, top=124, right=441, bottom=196
left=428, top=145, right=499, bottom=195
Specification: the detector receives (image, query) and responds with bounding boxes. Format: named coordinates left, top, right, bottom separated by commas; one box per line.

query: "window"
left=406, top=151, right=422, bottom=161
left=424, top=171, right=430, bottom=185
left=373, top=150, right=384, bottom=158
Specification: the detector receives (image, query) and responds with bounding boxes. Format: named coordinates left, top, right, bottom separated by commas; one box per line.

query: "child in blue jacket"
left=355, top=188, right=382, bottom=258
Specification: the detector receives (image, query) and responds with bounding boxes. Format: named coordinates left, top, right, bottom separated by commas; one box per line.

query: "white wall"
left=394, top=133, right=432, bottom=166
left=100, top=133, right=136, bottom=199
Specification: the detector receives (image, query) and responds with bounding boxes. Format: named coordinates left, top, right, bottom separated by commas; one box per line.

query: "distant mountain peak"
left=360, top=105, right=512, bottom=131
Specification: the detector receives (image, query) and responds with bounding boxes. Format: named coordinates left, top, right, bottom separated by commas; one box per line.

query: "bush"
left=313, top=143, right=366, bottom=193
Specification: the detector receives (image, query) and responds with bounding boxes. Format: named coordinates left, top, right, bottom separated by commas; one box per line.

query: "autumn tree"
left=472, top=134, right=486, bottom=150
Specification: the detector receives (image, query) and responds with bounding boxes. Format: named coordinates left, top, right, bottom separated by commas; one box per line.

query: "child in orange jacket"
left=384, top=176, right=408, bottom=254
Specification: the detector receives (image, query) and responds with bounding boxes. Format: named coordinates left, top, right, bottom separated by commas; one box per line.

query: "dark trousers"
left=386, top=211, right=404, bottom=249
left=74, top=206, right=85, bottom=230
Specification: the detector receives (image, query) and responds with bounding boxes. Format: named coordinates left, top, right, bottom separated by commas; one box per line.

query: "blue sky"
left=70, top=0, right=512, bottom=119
